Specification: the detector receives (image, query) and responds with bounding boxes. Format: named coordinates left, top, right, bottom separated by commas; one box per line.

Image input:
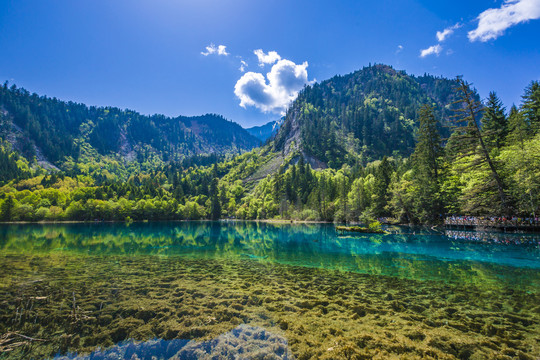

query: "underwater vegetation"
left=0, top=222, right=539, bottom=359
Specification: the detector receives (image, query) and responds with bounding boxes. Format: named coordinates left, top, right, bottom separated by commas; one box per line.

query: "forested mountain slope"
left=273, top=64, right=462, bottom=167
left=0, top=83, right=261, bottom=167
left=1, top=66, right=539, bottom=223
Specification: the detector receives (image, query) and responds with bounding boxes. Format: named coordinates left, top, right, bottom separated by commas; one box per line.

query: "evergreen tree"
left=1, top=195, right=15, bottom=221
left=372, top=156, right=392, bottom=216
left=482, top=92, right=508, bottom=150
left=209, top=178, right=221, bottom=220
left=507, top=105, right=529, bottom=149
left=411, top=105, right=443, bottom=222
left=521, top=80, right=540, bottom=135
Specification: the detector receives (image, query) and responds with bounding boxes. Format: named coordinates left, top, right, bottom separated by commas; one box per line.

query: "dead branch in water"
left=0, top=332, right=47, bottom=352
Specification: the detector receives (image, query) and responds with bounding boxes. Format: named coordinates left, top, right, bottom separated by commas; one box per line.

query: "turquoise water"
left=1, top=221, right=539, bottom=281
left=1, top=222, right=539, bottom=359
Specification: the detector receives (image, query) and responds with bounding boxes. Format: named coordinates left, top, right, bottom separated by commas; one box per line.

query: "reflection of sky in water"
left=54, top=325, right=293, bottom=360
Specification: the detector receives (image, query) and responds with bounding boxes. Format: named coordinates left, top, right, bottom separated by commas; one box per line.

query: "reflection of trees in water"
left=0, top=222, right=538, bottom=290
left=0, top=222, right=333, bottom=257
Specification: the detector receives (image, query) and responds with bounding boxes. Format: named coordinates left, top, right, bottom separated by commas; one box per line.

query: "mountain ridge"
left=2, top=64, right=469, bottom=174
left=0, top=84, right=261, bottom=167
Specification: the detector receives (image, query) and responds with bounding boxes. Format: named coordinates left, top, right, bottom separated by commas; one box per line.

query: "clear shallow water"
left=0, top=222, right=539, bottom=359
left=1, top=222, right=539, bottom=285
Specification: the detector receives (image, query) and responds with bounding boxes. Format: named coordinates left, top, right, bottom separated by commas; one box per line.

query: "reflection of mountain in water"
left=55, top=325, right=293, bottom=360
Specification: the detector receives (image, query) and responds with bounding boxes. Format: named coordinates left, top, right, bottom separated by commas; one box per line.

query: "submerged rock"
left=54, top=325, right=293, bottom=360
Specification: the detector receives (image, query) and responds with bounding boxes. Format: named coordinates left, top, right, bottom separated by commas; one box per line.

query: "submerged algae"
left=0, top=253, right=539, bottom=360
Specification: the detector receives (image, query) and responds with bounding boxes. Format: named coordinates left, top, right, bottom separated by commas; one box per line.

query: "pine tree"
left=521, top=80, right=540, bottom=135
left=482, top=92, right=508, bottom=150
left=372, top=156, right=392, bottom=216
left=209, top=178, right=221, bottom=220
left=507, top=105, right=529, bottom=149
left=411, top=105, right=443, bottom=222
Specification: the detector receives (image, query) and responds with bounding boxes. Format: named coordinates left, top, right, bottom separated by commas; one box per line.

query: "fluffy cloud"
left=201, top=44, right=229, bottom=56
left=396, top=45, right=404, bottom=54
left=254, top=49, right=281, bottom=66
left=468, top=0, right=540, bottom=42
left=436, top=23, right=462, bottom=42
left=235, top=59, right=310, bottom=113
left=420, top=44, right=442, bottom=57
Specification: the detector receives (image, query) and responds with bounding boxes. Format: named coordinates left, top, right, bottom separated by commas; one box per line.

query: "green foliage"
left=521, top=80, right=540, bottom=135
left=0, top=194, right=15, bottom=221
left=409, top=105, right=443, bottom=223
left=1, top=72, right=539, bottom=224
left=274, top=64, right=458, bottom=167
left=498, top=133, right=540, bottom=217
left=0, top=142, right=31, bottom=184
left=0, top=83, right=260, bottom=167
left=450, top=78, right=509, bottom=214
left=482, top=92, right=508, bottom=151
left=506, top=105, right=529, bottom=148
left=368, top=220, right=382, bottom=232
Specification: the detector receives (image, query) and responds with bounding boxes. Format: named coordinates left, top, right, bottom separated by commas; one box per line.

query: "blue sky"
left=1, top=0, right=539, bottom=128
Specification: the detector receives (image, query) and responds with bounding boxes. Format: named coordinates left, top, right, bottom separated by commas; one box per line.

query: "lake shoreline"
left=0, top=218, right=420, bottom=226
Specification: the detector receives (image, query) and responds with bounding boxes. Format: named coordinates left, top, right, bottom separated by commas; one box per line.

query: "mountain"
left=273, top=64, right=461, bottom=168
left=246, top=121, right=281, bottom=142
left=0, top=84, right=260, bottom=167
left=0, top=65, right=461, bottom=171
left=2, top=65, right=539, bottom=223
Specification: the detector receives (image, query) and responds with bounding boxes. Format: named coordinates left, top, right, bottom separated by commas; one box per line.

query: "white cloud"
left=468, top=0, right=540, bottom=42
left=239, top=60, right=248, bottom=72
left=254, top=49, right=281, bottom=66
left=436, top=23, right=462, bottom=42
left=420, top=44, right=442, bottom=57
left=234, top=59, right=311, bottom=114
left=201, top=43, right=229, bottom=56
left=396, top=45, right=404, bottom=54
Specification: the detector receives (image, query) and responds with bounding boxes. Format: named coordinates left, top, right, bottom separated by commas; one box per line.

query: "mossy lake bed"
left=0, top=222, right=539, bottom=359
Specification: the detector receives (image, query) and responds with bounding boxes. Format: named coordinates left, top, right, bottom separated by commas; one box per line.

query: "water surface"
left=1, top=222, right=539, bottom=359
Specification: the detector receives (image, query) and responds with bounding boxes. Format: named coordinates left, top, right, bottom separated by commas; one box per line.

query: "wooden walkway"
left=444, top=218, right=540, bottom=232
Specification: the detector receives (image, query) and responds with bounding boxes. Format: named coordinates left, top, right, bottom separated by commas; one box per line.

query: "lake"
left=0, top=221, right=539, bottom=359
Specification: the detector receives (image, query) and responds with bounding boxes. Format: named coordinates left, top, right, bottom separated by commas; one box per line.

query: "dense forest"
left=274, top=64, right=463, bottom=167
left=0, top=83, right=260, bottom=166
left=0, top=65, right=539, bottom=223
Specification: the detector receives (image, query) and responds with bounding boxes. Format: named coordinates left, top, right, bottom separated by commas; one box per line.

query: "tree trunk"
left=460, top=81, right=508, bottom=213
